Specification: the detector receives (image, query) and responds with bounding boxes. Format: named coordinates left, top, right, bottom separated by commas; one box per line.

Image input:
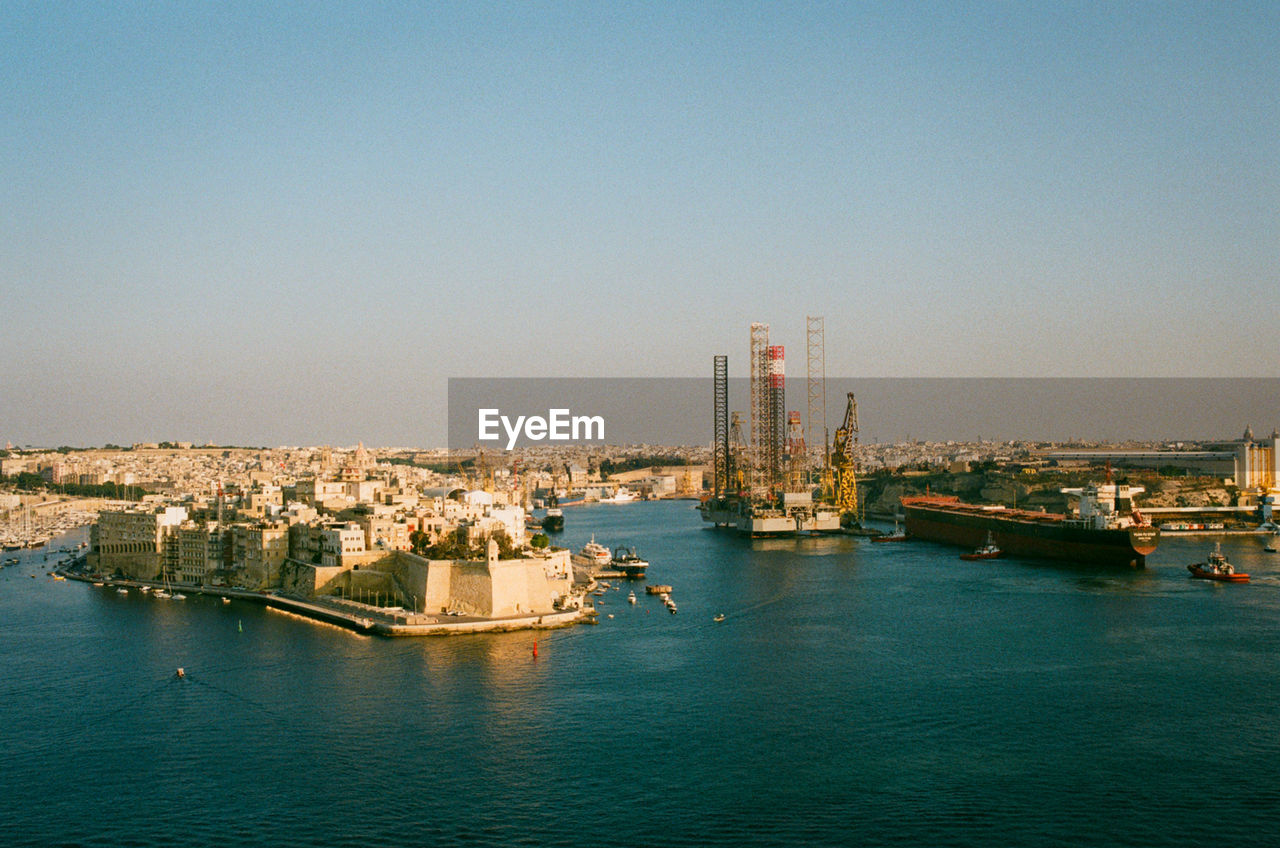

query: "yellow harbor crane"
left=832, top=392, right=859, bottom=518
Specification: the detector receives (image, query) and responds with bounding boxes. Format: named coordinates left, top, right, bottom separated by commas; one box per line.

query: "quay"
left=57, top=567, right=586, bottom=637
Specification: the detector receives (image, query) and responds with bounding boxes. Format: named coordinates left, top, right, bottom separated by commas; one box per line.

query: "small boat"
left=713, top=614, right=725, bottom=623
left=92, top=581, right=104, bottom=587
left=960, top=533, right=1002, bottom=561
left=154, top=589, right=171, bottom=599
left=1187, top=544, right=1248, bottom=583
left=627, top=591, right=637, bottom=605
left=171, top=592, right=187, bottom=600
left=116, top=587, right=129, bottom=595
left=871, top=519, right=909, bottom=543
left=138, top=586, right=151, bottom=594
left=51, top=574, right=66, bottom=581
left=222, top=597, right=231, bottom=604
left=646, top=584, right=673, bottom=595
left=175, top=668, right=185, bottom=678
left=1265, top=535, right=1277, bottom=553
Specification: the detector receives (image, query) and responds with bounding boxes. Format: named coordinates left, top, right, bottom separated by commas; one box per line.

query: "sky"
left=2, top=1, right=1277, bottom=447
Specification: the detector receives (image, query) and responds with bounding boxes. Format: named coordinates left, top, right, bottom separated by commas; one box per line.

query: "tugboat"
left=959, top=532, right=1002, bottom=561
left=1187, top=543, right=1249, bottom=583
left=871, top=518, right=909, bottom=543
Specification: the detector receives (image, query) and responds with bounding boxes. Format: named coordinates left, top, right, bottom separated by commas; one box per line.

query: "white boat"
left=154, top=589, right=171, bottom=599
left=171, top=592, right=187, bottom=600
left=116, top=587, right=129, bottom=595
left=597, top=488, right=637, bottom=504
left=628, top=591, right=637, bottom=605
left=571, top=535, right=613, bottom=569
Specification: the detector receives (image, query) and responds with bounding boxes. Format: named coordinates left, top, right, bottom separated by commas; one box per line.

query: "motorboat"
left=1187, top=544, right=1248, bottom=583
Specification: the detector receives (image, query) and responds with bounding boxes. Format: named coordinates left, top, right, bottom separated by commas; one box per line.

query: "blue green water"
left=3, top=501, right=1279, bottom=846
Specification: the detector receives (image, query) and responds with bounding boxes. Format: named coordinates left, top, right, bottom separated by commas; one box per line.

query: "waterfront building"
left=1235, top=426, right=1279, bottom=492
left=172, top=521, right=228, bottom=585
left=232, top=522, right=290, bottom=589
left=91, top=506, right=188, bottom=579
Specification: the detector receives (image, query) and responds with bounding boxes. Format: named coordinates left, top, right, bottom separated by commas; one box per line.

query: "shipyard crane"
left=474, top=446, right=494, bottom=493
left=729, top=412, right=747, bottom=495
left=831, top=393, right=859, bottom=519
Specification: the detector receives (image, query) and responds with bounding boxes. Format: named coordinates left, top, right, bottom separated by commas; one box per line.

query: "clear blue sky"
left=3, top=1, right=1277, bottom=446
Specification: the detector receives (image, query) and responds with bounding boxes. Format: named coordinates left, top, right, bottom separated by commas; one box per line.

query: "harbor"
left=8, top=499, right=1280, bottom=848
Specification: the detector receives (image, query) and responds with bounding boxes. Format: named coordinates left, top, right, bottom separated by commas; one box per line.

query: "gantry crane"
left=832, top=392, right=859, bottom=518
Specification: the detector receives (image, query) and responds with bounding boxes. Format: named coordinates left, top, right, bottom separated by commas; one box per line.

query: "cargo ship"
left=901, top=481, right=1159, bottom=568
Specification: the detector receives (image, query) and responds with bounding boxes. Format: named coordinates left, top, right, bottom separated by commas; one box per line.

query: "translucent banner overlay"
left=448, top=377, right=1280, bottom=451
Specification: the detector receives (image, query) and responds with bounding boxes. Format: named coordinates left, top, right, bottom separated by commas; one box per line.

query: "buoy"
left=238, top=619, right=243, bottom=633
left=532, top=640, right=538, bottom=659
left=175, top=668, right=185, bottom=678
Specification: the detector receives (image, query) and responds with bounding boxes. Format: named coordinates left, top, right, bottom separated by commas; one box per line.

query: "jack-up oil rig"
left=700, top=318, right=858, bottom=536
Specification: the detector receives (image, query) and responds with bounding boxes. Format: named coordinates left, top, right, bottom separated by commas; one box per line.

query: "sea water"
left=2, top=502, right=1278, bottom=846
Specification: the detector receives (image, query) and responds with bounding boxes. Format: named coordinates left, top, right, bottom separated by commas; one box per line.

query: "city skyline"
left=4, top=2, right=1277, bottom=446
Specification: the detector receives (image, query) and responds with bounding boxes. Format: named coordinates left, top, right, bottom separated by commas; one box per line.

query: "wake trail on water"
left=537, top=584, right=792, bottom=648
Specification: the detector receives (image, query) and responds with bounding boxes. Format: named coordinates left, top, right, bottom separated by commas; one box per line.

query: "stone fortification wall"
left=280, top=559, right=348, bottom=597
left=449, top=562, right=497, bottom=616
left=342, top=568, right=402, bottom=605
left=91, top=551, right=162, bottom=580
left=382, top=549, right=571, bottom=618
